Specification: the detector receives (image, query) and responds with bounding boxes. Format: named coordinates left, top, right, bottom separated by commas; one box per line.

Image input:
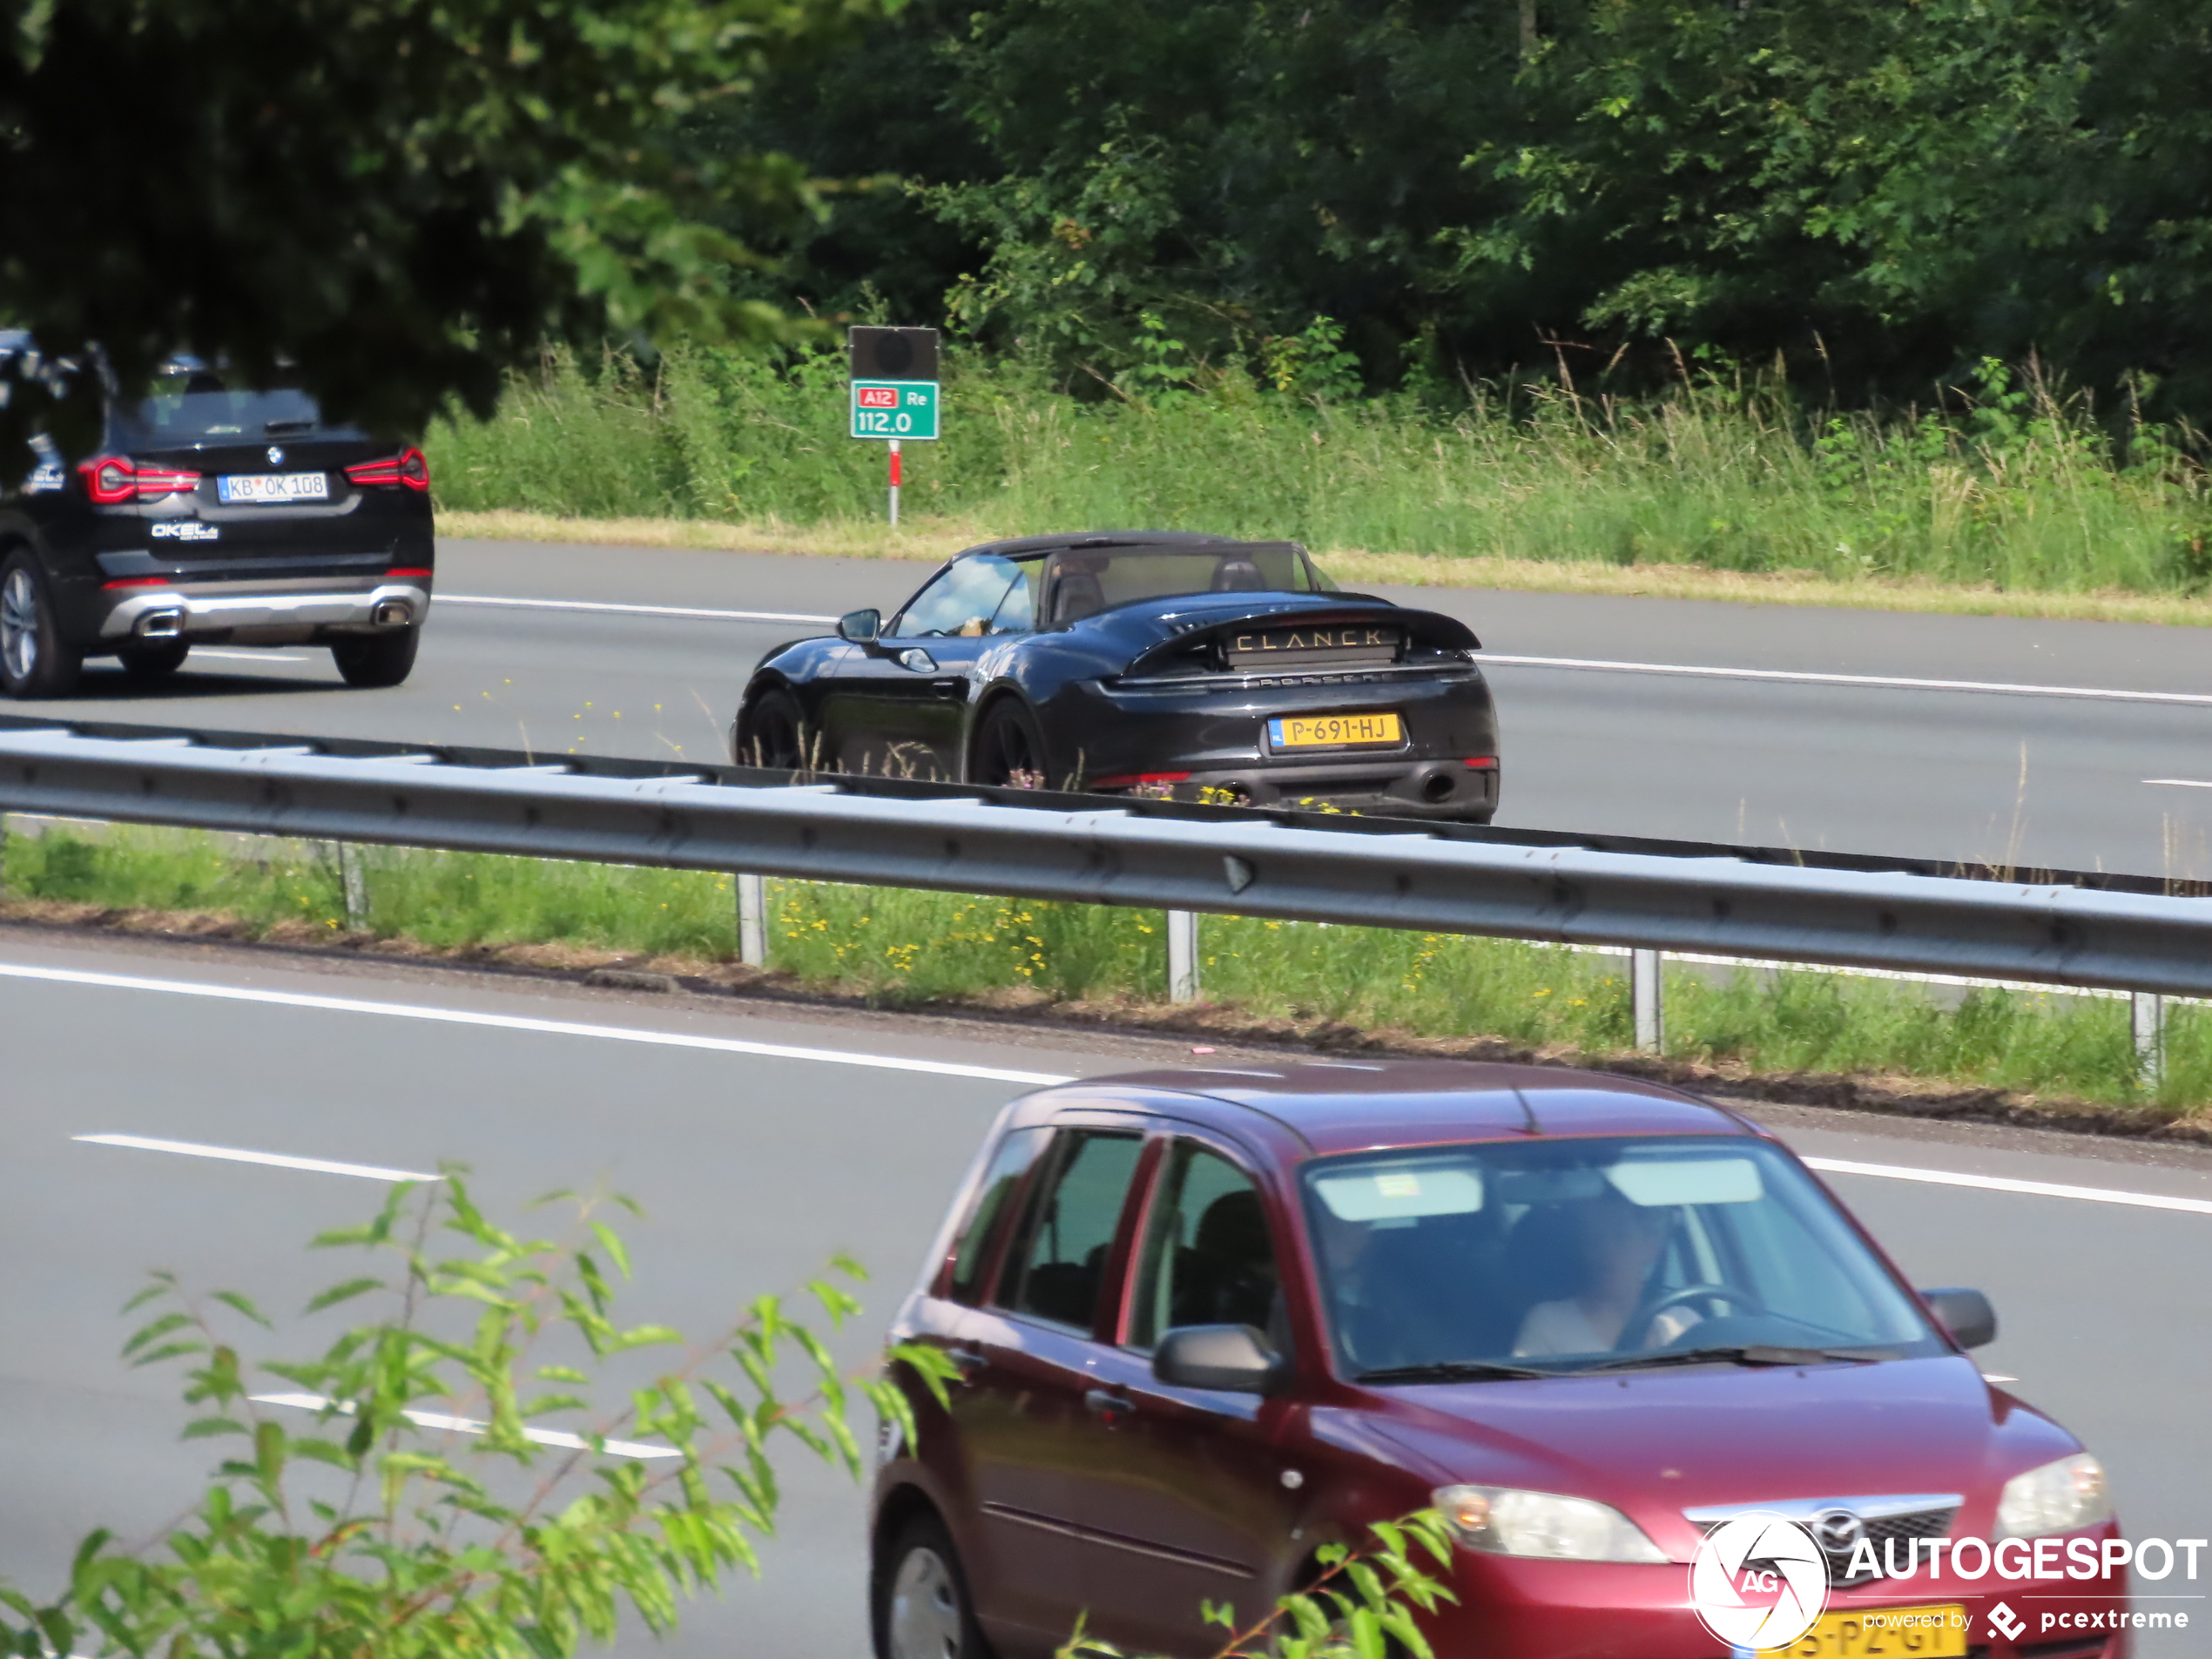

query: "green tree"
left=0, top=1173, right=951, bottom=1659
left=0, top=0, right=892, bottom=449
left=707, top=0, right=2212, bottom=413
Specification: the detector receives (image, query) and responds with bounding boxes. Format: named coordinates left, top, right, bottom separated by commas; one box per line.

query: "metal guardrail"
left=0, top=713, right=2202, bottom=1070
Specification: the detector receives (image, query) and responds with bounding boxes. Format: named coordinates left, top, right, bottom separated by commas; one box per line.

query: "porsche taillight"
left=78, top=455, right=201, bottom=502
left=345, top=447, right=430, bottom=492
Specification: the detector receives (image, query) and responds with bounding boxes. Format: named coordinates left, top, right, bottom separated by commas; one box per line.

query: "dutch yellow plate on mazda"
left=1267, top=711, right=1403, bottom=749
left=1760, top=1605, right=1969, bottom=1657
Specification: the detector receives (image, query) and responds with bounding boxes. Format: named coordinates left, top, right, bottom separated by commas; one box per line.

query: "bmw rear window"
left=111, top=366, right=363, bottom=448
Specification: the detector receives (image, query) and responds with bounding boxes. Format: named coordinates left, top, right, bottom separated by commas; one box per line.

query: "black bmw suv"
left=0, top=336, right=434, bottom=696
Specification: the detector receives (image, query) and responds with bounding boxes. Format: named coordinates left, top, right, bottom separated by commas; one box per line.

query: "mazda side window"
left=998, top=1130, right=1144, bottom=1331
left=1129, top=1143, right=1286, bottom=1352
left=945, top=1127, right=1049, bottom=1305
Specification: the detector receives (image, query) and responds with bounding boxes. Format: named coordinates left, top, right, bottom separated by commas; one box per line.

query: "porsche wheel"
left=972, top=698, right=1049, bottom=789
left=736, top=685, right=809, bottom=769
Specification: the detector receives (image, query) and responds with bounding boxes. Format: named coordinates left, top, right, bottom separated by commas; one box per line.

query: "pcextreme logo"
left=1689, top=1512, right=1829, bottom=1650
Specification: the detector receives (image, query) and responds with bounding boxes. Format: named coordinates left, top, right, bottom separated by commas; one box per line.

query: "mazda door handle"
left=1083, top=1387, right=1132, bottom=1421
left=945, top=1344, right=988, bottom=1383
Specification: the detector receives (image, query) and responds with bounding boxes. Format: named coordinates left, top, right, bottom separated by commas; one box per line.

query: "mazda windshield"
left=1301, top=1136, right=1946, bottom=1379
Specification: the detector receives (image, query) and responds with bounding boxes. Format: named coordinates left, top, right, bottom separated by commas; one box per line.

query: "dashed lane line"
left=19, top=959, right=2212, bottom=1215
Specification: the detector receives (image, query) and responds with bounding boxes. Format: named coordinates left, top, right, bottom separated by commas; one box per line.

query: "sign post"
left=848, top=327, right=940, bottom=525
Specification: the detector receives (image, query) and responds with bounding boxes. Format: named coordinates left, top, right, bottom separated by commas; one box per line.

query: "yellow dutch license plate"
left=1267, top=711, right=1404, bottom=749
left=1760, top=1605, right=1969, bottom=1657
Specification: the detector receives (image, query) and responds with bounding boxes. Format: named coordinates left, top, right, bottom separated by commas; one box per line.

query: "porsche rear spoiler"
left=1125, top=603, right=1479, bottom=677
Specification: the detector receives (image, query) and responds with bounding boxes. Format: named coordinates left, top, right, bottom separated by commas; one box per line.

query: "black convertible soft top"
left=951, top=529, right=1308, bottom=563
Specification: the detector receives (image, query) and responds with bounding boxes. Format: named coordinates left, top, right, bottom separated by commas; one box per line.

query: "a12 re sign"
left=849, top=326, right=941, bottom=442
left=850, top=379, right=939, bottom=440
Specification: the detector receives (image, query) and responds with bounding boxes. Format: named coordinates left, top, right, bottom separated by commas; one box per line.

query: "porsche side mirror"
left=1921, top=1287, right=1997, bottom=1350
left=1153, top=1325, right=1285, bottom=1393
left=836, top=608, right=881, bottom=644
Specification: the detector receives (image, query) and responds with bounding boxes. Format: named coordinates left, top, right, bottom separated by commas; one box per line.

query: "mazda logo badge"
left=267, top=446, right=284, bottom=466
left=1811, top=1509, right=1866, bottom=1554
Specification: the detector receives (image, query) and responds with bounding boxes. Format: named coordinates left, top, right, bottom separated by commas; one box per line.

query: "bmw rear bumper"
left=97, top=579, right=430, bottom=644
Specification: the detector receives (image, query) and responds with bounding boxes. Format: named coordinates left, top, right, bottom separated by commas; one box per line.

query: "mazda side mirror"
left=1921, top=1287, right=1997, bottom=1350
left=836, top=608, right=881, bottom=645
left=1153, top=1325, right=1285, bottom=1393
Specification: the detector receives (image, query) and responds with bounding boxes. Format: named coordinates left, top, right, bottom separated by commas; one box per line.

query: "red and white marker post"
left=888, top=437, right=902, bottom=528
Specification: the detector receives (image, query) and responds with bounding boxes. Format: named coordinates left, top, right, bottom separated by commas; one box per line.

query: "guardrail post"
left=1631, top=948, right=1663, bottom=1053
left=336, top=842, right=368, bottom=931
left=2133, top=991, right=2165, bottom=1085
left=1167, top=909, right=1199, bottom=1003
left=737, top=873, right=767, bottom=968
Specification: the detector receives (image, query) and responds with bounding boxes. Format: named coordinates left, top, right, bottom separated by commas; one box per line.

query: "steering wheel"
left=1622, top=1282, right=1767, bottom=1349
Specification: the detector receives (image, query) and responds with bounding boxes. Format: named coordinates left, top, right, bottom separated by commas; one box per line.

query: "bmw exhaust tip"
left=372, top=599, right=413, bottom=627
left=136, top=609, right=185, bottom=639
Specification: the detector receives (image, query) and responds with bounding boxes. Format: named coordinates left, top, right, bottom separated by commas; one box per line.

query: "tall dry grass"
left=427, top=345, right=2212, bottom=597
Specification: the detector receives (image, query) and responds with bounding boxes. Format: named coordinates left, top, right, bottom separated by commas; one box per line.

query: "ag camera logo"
left=1689, top=1511, right=1830, bottom=1650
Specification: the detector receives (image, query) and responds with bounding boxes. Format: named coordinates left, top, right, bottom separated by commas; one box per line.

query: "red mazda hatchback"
left=868, top=1062, right=2133, bottom=1659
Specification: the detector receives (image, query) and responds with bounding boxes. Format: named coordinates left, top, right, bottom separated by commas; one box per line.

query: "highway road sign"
left=850, top=379, right=940, bottom=441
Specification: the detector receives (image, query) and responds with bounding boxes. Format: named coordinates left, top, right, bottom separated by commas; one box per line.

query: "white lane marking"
left=2146, top=778, right=2212, bottom=789
left=0, top=961, right=1066, bottom=1086
left=190, top=650, right=311, bottom=664
left=1804, top=1156, right=2212, bottom=1217
left=1482, top=653, right=2212, bottom=710
left=28, top=966, right=2212, bottom=1212
left=441, top=594, right=833, bottom=625
left=74, top=1132, right=438, bottom=1183
left=424, top=603, right=2212, bottom=707
left=251, top=1393, right=678, bottom=1460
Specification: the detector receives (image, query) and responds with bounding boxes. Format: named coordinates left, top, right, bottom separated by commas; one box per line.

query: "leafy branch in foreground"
left=0, top=1173, right=953, bottom=1659
left=1057, top=1512, right=1458, bottom=1659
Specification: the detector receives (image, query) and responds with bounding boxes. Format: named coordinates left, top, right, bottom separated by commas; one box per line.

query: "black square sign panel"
left=849, top=327, right=940, bottom=382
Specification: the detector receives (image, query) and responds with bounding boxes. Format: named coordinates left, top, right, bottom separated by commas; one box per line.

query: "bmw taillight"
left=345, top=447, right=429, bottom=492
left=78, top=455, right=201, bottom=503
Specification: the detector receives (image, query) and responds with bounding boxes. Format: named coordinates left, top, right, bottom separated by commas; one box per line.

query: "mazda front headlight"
left=1995, top=1453, right=2111, bottom=1540
left=1434, top=1484, right=1667, bottom=1563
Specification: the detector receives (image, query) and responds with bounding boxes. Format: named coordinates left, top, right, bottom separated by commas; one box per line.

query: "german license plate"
left=1267, top=711, right=1404, bottom=749
left=1761, top=1605, right=1969, bottom=1657
left=218, top=471, right=328, bottom=504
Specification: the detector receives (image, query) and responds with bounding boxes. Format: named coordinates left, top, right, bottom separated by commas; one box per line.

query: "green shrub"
left=427, top=346, right=2212, bottom=597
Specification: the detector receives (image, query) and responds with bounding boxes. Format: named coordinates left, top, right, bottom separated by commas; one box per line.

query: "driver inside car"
left=1512, top=1186, right=1702, bottom=1358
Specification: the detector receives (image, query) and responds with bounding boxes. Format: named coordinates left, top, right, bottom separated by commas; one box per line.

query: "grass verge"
left=12, top=823, right=2209, bottom=1136
left=426, top=344, right=2212, bottom=626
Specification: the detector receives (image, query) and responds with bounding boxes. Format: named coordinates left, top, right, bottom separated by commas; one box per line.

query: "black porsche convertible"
left=730, top=530, right=1500, bottom=822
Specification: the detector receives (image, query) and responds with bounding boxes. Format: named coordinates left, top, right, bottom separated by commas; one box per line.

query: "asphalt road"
left=3, top=930, right=2208, bottom=1656
left=22, top=536, right=2212, bottom=878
